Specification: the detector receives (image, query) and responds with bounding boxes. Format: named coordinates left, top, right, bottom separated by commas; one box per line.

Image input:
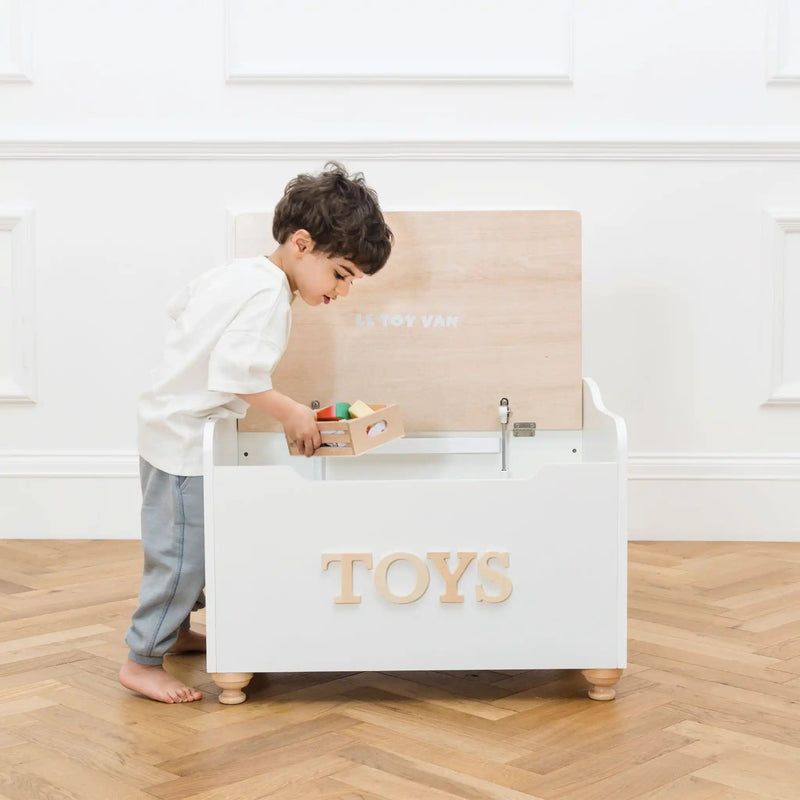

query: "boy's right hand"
left=283, top=403, right=321, bottom=457
left=235, top=389, right=322, bottom=457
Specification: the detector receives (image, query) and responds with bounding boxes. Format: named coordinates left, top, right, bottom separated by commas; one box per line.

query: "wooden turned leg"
left=581, top=668, right=623, bottom=701
left=211, top=672, right=253, bottom=705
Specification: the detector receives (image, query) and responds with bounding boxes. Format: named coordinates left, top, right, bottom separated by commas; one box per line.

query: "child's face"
left=295, top=249, right=365, bottom=307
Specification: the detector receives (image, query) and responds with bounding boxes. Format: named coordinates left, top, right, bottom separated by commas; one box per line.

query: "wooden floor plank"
left=343, top=721, right=546, bottom=794
left=692, top=752, right=800, bottom=799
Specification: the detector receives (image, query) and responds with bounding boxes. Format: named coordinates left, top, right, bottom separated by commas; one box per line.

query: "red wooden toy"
left=316, top=402, right=351, bottom=421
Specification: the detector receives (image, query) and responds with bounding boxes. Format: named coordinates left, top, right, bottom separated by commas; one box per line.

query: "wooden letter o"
left=374, top=552, right=430, bottom=604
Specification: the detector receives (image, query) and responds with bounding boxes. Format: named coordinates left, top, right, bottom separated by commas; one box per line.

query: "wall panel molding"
left=0, top=451, right=137, bottom=478
left=764, top=211, right=800, bottom=404
left=767, top=0, right=800, bottom=84
left=224, top=0, right=573, bottom=84
left=2, top=450, right=798, bottom=480
left=629, top=452, right=800, bottom=481
left=0, top=208, right=36, bottom=404
left=0, top=0, right=33, bottom=83
left=4, top=140, right=800, bottom=161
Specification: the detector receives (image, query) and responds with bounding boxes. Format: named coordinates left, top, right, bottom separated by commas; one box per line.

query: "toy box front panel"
left=236, top=211, right=582, bottom=434
left=208, top=463, right=622, bottom=672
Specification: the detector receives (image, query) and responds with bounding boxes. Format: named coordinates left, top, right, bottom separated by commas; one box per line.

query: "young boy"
left=120, top=162, right=393, bottom=703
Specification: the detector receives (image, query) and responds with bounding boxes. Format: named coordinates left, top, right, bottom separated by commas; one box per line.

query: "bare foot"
left=119, top=659, right=202, bottom=703
left=167, top=628, right=206, bottom=654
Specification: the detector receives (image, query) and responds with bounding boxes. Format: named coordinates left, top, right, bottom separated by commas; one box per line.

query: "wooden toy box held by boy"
left=287, top=403, right=404, bottom=456
left=203, top=211, right=627, bottom=705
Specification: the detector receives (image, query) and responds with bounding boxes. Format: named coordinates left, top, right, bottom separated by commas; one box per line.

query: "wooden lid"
left=237, top=211, right=581, bottom=433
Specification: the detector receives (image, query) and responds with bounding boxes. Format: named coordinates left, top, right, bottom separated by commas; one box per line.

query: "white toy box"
left=202, top=211, right=627, bottom=704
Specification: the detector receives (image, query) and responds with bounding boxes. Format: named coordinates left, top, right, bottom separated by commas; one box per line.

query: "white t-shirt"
left=138, top=256, right=293, bottom=476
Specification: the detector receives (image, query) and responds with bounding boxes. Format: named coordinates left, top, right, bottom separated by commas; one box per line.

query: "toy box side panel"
left=203, top=417, right=239, bottom=673
left=207, top=464, right=623, bottom=673
left=582, top=378, right=628, bottom=665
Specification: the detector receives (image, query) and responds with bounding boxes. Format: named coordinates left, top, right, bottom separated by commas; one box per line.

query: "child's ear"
left=292, top=229, right=315, bottom=255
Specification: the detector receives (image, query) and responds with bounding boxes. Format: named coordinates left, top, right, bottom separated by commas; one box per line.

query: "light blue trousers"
left=125, top=458, right=206, bottom=666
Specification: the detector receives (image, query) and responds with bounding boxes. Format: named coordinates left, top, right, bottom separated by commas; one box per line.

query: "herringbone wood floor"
left=1, top=541, right=799, bottom=800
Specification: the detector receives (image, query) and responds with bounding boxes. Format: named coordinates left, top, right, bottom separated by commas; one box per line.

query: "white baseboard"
left=1, top=451, right=798, bottom=541
left=628, top=479, right=800, bottom=541
left=627, top=453, right=800, bottom=542
left=0, top=451, right=139, bottom=539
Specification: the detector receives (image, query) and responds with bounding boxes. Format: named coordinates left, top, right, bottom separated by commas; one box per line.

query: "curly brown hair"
left=272, top=162, right=393, bottom=275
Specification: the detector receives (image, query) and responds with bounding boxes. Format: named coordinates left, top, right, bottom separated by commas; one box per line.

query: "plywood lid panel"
left=237, top=211, right=581, bottom=433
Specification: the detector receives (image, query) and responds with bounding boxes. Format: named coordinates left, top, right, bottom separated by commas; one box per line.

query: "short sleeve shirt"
left=137, top=257, right=293, bottom=476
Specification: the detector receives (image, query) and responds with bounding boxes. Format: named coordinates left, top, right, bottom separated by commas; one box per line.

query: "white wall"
left=1, top=0, right=799, bottom=540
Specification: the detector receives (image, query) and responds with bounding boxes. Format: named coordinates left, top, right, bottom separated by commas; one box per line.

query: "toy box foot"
left=581, top=668, right=623, bottom=700
left=212, top=672, right=253, bottom=704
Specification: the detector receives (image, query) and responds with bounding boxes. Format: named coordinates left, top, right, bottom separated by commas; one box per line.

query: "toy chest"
left=203, top=211, right=627, bottom=704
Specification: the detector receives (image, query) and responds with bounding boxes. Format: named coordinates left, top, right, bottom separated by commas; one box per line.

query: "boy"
left=120, top=162, right=393, bottom=703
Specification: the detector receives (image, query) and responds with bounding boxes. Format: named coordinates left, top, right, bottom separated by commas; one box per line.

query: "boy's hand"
left=235, top=389, right=321, bottom=457
left=283, top=403, right=321, bottom=457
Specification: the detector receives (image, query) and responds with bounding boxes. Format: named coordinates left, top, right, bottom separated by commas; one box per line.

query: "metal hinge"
left=513, top=422, right=536, bottom=437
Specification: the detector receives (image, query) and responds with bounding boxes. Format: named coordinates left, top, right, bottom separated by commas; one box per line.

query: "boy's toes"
left=175, top=687, right=200, bottom=702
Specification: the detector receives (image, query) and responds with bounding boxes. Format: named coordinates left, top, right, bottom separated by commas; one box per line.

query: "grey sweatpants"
left=125, top=458, right=206, bottom=666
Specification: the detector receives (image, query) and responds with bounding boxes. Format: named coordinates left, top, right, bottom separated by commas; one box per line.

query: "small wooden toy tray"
left=286, top=403, right=404, bottom=457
